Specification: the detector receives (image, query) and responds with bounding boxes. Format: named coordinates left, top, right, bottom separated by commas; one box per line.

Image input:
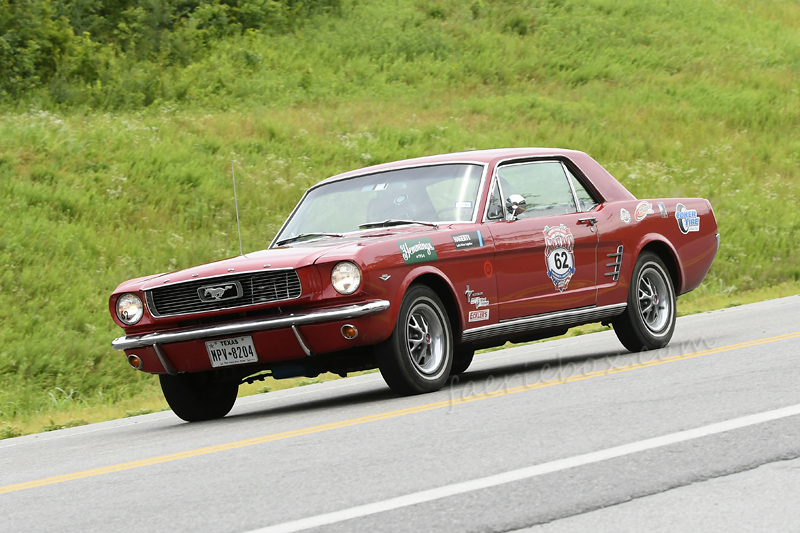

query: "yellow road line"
left=3, top=331, right=799, bottom=495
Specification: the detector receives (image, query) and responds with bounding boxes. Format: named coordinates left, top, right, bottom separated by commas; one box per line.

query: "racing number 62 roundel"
left=543, top=224, right=576, bottom=292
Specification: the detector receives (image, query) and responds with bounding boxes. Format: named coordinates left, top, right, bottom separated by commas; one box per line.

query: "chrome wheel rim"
left=406, top=302, right=446, bottom=376
left=637, top=265, right=671, bottom=335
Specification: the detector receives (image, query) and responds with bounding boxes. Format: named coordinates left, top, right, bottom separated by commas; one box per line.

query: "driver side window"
left=496, top=161, right=577, bottom=219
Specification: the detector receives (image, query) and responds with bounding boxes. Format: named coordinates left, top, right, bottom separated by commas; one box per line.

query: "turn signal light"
left=127, top=354, right=143, bottom=370
left=341, top=325, right=358, bottom=340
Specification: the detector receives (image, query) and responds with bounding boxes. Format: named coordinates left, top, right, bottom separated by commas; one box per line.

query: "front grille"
left=146, top=270, right=302, bottom=317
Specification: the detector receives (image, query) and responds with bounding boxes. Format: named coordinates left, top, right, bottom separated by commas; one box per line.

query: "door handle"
left=577, top=217, right=597, bottom=226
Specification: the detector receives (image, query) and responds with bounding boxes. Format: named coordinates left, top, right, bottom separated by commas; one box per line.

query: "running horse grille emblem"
left=197, top=281, right=243, bottom=303
left=205, top=286, right=231, bottom=300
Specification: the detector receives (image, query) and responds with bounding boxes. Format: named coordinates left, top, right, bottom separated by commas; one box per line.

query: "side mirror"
left=505, top=194, right=527, bottom=219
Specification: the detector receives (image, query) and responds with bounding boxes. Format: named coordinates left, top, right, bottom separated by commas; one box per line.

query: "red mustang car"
left=110, top=148, right=719, bottom=421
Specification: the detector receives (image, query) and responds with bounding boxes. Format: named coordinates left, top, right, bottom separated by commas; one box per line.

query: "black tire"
left=377, top=284, right=453, bottom=395
left=159, top=371, right=239, bottom=422
left=612, top=252, right=676, bottom=352
left=450, top=347, right=475, bottom=376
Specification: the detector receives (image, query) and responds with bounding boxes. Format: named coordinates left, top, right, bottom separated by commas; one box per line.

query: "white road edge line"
left=249, top=403, right=800, bottom=533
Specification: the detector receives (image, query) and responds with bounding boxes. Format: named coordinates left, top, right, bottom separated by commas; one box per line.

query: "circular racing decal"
left=483, top=261, right=493, bottom=277
left=675, top=203, right=700, bottom=234
left=543, top=224, right=576, bottom=292
left=634, top=201, right=654, bottom=221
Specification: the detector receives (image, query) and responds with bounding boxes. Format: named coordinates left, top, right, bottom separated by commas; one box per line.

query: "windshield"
left=274, top=163, right=484, bottom=244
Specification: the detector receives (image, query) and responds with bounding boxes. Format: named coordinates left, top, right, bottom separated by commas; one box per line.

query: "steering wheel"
left=381, top=195, right=417, bottom=220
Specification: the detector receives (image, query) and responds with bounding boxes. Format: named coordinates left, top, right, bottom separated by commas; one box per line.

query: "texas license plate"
left=206, top=336, right=258, bottom=368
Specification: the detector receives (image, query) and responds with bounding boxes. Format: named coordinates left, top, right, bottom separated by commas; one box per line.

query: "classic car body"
left=110, top=148, right=719, bottom=421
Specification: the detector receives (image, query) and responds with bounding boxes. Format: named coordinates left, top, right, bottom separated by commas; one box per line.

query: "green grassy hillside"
left=2, top=0, right=799, bottom=436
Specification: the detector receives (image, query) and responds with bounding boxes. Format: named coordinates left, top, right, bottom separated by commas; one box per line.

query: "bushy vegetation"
left=1, top=0, right=799, bottom=436
left=0, top=0, right=340, bottom=103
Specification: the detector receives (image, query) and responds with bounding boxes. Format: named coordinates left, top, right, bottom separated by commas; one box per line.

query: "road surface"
left=2, top=296, right=799, bottom=532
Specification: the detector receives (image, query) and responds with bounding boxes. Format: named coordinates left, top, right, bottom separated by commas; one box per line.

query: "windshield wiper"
left=358, top=219, right=439, bottom=230
left=275, top=232, right=344, bottom=246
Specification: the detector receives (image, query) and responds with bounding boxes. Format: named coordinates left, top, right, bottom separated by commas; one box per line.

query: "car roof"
left=318, top=147, right=587, bottom=185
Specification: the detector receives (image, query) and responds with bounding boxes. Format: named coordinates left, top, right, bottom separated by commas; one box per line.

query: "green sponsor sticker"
left=397, top=237, right=438, bottom=264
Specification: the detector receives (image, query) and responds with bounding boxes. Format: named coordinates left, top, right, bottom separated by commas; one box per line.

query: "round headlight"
left=331, top=262, right=361, bottom=295
left=116, top=293, right=144, bottom=325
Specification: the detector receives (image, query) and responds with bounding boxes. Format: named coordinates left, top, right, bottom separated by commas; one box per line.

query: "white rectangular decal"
left=469, top=309, right=490, bottom=322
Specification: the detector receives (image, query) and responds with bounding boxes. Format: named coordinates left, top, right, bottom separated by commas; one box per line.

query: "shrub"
left=0, top=0, right=341, bottom=99
left=0, top=0, right=75, bottom=96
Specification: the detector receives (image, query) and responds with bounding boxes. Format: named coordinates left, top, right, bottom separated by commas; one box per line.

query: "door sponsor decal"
left=657, top=202, right=668, bottom=218
left=484, top=261, right=493, bottom=277
left=472, top=297, right=490, bottom=308
left=543, top=224, right=576, bottom=292
left=397, top=238, right=438, bottom=264
left=469, top=309, right=490, bottom=322
left=451, top=230, right=484, bottom=250
left=675, top=203, right=700, bottom=234
left=620, top=208, right=631, bottom=224
left=465, top=285, right=490, bottom=309
left=634, top=201, right=655, bottom=221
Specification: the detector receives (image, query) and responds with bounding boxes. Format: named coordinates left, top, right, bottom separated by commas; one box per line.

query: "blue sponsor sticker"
left=675, top=203, right=700, bottom=234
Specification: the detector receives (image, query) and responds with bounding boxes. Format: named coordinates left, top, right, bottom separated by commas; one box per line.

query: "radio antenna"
left=232, top=161, right=244, bottom=257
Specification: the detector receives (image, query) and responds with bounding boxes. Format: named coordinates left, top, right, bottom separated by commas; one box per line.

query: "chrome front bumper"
left=112, top=300, right=391, bottom=351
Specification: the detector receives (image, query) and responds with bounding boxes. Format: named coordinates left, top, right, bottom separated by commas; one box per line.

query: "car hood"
left=117, top=227, right=436, bottom=293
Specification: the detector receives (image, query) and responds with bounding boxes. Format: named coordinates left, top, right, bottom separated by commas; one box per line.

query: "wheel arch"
left=638, top=239, right=681, bottom=293
left=409, top=272, right=462, bottom=344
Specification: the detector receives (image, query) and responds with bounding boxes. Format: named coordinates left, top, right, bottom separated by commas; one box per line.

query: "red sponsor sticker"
left=484, top=261, right=493, bottom=277
left=469, top=309, right=490, bottom=322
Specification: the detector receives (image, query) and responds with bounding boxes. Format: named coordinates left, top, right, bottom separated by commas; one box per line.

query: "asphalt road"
left=2, top=295, right=799, bottom=533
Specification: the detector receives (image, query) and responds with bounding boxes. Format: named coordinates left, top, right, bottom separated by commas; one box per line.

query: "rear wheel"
left=613, top=252, right=676, bottom=352
left=377, top=285, right=453, bottom=395
left=159, top=371, right=239, bottom=422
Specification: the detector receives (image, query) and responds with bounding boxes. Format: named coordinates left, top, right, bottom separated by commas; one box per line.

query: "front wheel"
left=612, top=252, right=676, bottom=352
left=377, top=285, right=453, bottom=395
left=450, top=347, right=475, bottom=376
left=159, top=371, right=239, bottom=422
